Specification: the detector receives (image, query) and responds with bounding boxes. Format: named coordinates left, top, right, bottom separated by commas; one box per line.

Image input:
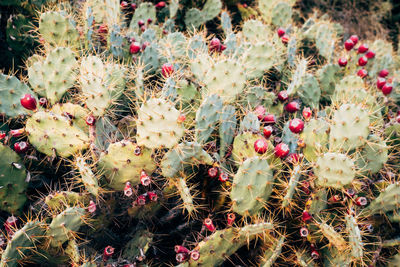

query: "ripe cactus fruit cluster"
left=0, top=0, right=400, bottom=266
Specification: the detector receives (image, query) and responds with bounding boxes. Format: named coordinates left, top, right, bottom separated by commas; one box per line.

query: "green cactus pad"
left=195, top=94, right=223, bottom=144
left=356, top=134, right=388, bottom=174
left=242, top=42, right=276, bottom=79
left=322, top=247, right=351, bottom=267
left=0, top=73, right=36, bottom=118
left=219, top=105, right=237, bottom=157
left=317, top=64, right=341, bottom=97
left=98, top=140, right=156, bottom=190
left=0, top=143, right=28, bottom=214
left=271, top=1, right=292, bottom=27
left=242, top=20, right=272, bottom=43
left=140, top=43, right=161, bottom=74
left=0, top=221, right=45, bottom=267
left=282, top=165, right=301, bottom=208
left=317, top=222, right=347, bottom=251
left=329, top=104, right=370, bottom=151
left=28, top=47, right=78, bottom=104
left=345, top=214, right=363, bottom=258
left=182, top=222, right=273, bottom=266
left=260, top=235, right=285, bottom=267
left=129, top=2, right=156, bottom=31
left=39, top=11, right=80, bottom=48
left=50, top=103, right=89, bottom=132
left=365, top=183, right=400, bottom=215
left=80, top=55, right=126, bottom=116
left=25, top=111, right=90, bottom=157
left=313, top=152, right=355, bottom=188
left=161, top=142, right=213, bottom=178
left=45, top=191, right=89, bottom=210
left=287, top=58, right=308, bottom=95
left=297, top=74, right=321, bottom=108
left=136, top=98, right=184, bottom=149
left=76, top=157, right=100, bottom=196
left=300, top=118, right=329, bottom=162
left=175, top=177, right=195, bottom=214
left=203, top=59, right=246, bottom=103
left=230, top=157, right=274, bottom=215
left=190, top=53, right=213, bottom=81
left=202, top=0, right=222, bottom=21
left=315, top=23, right=335, bottom=60
left=122, top=228, right=154, bottom=261
left=86, top=0, right=121, bottom=25
left=184, top=8, right=204, bottom=29
left=47, top=207, right=86, bottom=248
left=221, top=11, right=232, bottom=36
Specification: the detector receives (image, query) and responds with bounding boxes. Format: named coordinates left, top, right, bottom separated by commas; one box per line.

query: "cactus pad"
left=313, top=152, right=355, bottom=188
left=136, top=98, right=185, bottom=149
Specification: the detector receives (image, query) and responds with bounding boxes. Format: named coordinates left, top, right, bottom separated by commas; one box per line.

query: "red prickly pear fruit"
left=338, top=57, right=347, bottom=67
left=39, top=97, right=47, bottom=107
left=355, top=196, right=367, bottom=206
left=357, top=43, right=369, bottom=53
left=344, top=39, right=354, bottom=51
left=162, top=63, right=174, bottom=77
left=162, top=29, right=168, bottom=35
left=262, top=114, right=276, bottom=124
left=0, top=131, right=6, bottom=140
left=358, top=56, right=368, bottom=66
left=255, top=105, right=266, bottom=120
left=382, top=83, right=393, bottom=96
left=357, top=68, right=368, bottom=78
left=204, top=218, right=216, bottom=231
left=138, top=20, right=145, bottom=27
left=129, top=42, right=141, bottom=54
left=311, top=250, right=320, bottom=260
left=177, top=114, right=186, bottom=123
left=227, top=213, right=235, bottom=226
left=120, top=1, right=128, bottom=8
left=285, top=101, right=300, bottom=113
left=281, top=34, right=289, bottom=44
left=103, top=246, right=114, bottom=261
left=376, top=77, right=386, bottom=90
left=277, top=27, right=285, bottom=37
left=4, top=216, right=17, bottom=235
left=349, top=35, right=359, bottom=45
left=140, top=25, right=146, bottom=32
left=155, top=1, right=166, bottom=8
left=124, top=182, right=133, bottom=197
left=131, top=3, right=137, bottom=10
left=263, top=126, right=273, bottom=139
left=136, top=195, right=146, bottom=206
left=302, top=107, right=312, bottom=121
left=254, top=138, right=268, bottom=154
left=20, top=94, right=37, bottom=111
left=396, top=114, right=400, bottom=123
left=147, top=191, right=158, bottom=202
left=209, top=38, right=222, bottom=52
left=10, top=129, right=24, bottom=137
left=175, top=245, right=190, bottom=254
left=147, top=18, right=153, bottom=24
left=85, top=115, right=96, bottom=126
left=190, top=250, right=200, bottom=261
left=379, top=69, right=389, bottom=78
left=302, top=210, right=312, bottom=223
left=289, top=118, right=304, bottom=134
left=242, top=3, right=248, bottom=7
left=277, top=90, right=288, bottom=102
left=208, top=167, right=218, bottom=178
left=176, top=253, right=188, bottom=263
left=140, top=170, right=151, bottom=186
left=14, top=141, right=28, bottom=153
left=88, top=200, right=96, bottom=213
left=300, top=226, right=309, bottom=237
left=274, top=143, right=289, bottom=158
left=98, top=24, right=108, bottom=34
left=365, top=50, right=375, bottom=59
left=220, top=44, right=227, bottom=51
left=219, top=171, right=229, bottom=182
